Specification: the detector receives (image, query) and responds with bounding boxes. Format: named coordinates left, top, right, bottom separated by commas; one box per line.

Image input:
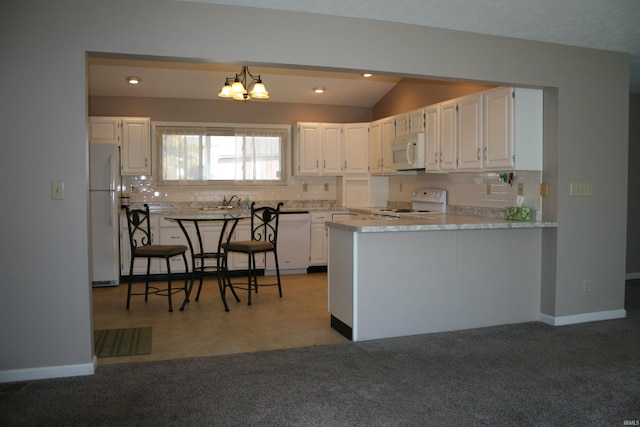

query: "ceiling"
left=88, top=58, right=402, bottom=107
left=89, top=0, right=640, bottom=106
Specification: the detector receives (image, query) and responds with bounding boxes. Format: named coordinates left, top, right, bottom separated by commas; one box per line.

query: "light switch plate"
left=51, top=180, right=64, bottom=200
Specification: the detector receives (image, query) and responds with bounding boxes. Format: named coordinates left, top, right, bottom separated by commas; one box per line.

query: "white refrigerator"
left=89, top=143, right=121, bottom=287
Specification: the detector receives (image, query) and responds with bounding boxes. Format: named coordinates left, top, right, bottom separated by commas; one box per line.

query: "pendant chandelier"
left=217, top=66, right=269, bottom=101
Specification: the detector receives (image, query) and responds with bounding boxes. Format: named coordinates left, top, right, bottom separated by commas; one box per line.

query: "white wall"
left=0, top=0, right=629, bottom=381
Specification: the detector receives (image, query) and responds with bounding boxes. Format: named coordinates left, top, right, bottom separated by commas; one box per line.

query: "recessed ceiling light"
left=362, top=73, right=373, bottom=78
left=127, top=76, right=141, bottom=85
left=313, top=86, right=325, bottom=94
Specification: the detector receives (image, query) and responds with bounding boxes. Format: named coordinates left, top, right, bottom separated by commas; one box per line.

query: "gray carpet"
left=2, top=314, right=640, bottom=426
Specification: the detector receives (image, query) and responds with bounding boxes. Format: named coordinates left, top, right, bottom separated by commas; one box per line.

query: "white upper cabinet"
left=482, top=87, right=543, bottom=170
left=456, top=93, right=483, bottom=170
left=423, top=87, right=542, bottom=173
left=513, top=88, right=543, bottom=171
left=296, top=123, right=323, bottom=175
left=408, top=108, right=425, bottom=134
left=90, top=116, right=151, bottom=175
left=439, top=100, right=458, bottom=171
left=394, top=108, right=424, bottom=136
left=394, top=113, right=410, bottom=136
left=89, top=117, right=121, bottom=145
left=368, top=120, right=382, bottom=174
left=322, top=124, right=343, bottom=175
left=380, top=117, right=396, bottom=174
left=483, top=87, right=514, bottom=169
left=295, top=122, right=343, bottom=176
left=343, top=123, right=369, bottom=174
left=121, top=118, right=151, bottom=175
left=424, top=105, right=440, bottom=171
left=368, top=118, right=395, bottom=175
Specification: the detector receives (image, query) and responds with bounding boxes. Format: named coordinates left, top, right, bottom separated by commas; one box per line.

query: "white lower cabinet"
left=227, top=222, right=265, bottom=271
left=310, top=210, right=352, bottom=267
left=310, top=212, right=330, bottom=266
left=119, top=214, right=159, bottom=276
left=158, top=220, right=190, bottom=274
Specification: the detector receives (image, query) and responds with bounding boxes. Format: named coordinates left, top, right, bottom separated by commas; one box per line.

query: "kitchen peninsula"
left=326, top=214, right=557, bottom=341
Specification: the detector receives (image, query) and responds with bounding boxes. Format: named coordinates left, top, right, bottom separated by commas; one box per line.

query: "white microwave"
left=391, top=133, right=425, bottom=170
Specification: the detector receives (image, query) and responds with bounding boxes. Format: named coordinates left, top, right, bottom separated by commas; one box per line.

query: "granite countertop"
left=326, top=213, right=557, bottom=233
left=124, top=202, right=556, bottom=231
left=126, top=202, right=347, bottom=215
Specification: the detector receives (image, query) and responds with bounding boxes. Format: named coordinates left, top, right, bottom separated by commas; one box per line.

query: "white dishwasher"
left=265, top=211, right=311, bottom=275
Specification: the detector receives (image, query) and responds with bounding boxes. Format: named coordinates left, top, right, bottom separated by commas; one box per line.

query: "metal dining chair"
left=223, top=202, right=283, bottom=306
left=125, top=204, right=189, bottom=312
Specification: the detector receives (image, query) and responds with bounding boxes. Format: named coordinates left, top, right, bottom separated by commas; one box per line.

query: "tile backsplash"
left=386, top=170, right=543, bottom=218
left=123, top=174, right=339, bottom=207
left=123, top=169, right=543, bottom=217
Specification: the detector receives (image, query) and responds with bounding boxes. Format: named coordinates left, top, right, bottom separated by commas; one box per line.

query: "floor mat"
left=94, top=327, right=152, bottom=358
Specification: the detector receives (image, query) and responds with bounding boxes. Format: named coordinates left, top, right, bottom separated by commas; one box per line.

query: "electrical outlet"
left=570, top=182, right=593, bottom=197
left=486, top=184, right=491, bottom=195
left=323, top=183, right=329, bottom=192
left=540, top=183, right=549, bottom=197
left=583, top=279, right=590, bottom=292
left=518, top=183, right=524, bottom=196
left=302, top=183, right=308, bottom=192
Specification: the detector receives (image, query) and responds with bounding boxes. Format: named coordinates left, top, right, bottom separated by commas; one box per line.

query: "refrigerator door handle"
left=109, top=190, right=115, bottom=227
left=108, top=154, right=115, bottom=227
left=108, top=155, right=114, bottom=191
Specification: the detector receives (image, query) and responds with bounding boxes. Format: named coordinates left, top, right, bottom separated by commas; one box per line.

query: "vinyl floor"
left=91, top=272, right=347, bottom=365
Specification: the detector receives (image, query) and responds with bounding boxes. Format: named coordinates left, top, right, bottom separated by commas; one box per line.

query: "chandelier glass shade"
left=218, top=66, right=269, bottom=101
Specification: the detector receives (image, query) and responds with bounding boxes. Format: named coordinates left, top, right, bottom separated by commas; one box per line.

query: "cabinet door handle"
left=477, top=148, right=480, bottom=161
left=483, top=146, right=487, bottom=160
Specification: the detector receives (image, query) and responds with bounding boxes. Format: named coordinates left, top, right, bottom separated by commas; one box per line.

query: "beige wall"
left=374, top=79, right=494, bottom=119
left=0, top=0, right=629, bottom=380
left=89, top=96, right=372, bottom=124
left=628, top=93, right=640, bottom=276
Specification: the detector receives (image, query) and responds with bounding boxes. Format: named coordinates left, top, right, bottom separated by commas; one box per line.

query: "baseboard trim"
left=330, top=315, right=352, bottom=340
left=626, top=272, right=640, bottom=281
left=0, top=356, right=96, bottom=383
left=539, top=309, right=627, bottom=326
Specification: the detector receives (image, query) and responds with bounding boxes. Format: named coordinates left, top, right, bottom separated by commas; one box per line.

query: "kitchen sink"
left=199, top=206, right=236, bottom=211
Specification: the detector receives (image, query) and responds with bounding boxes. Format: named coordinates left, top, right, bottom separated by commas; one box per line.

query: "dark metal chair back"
left=250, top=202, right=283, bottom=245
left=125, top=204, right=152, bottom=251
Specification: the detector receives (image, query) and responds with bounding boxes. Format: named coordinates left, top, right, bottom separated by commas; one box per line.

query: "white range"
left=370, top=188, right=447, bottom=219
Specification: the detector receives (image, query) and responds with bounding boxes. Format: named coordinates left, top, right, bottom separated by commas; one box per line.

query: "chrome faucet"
left=222, top=195, right=238, bottom=207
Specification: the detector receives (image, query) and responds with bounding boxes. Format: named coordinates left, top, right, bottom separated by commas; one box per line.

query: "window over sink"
left=154, top=123, right=290, bottom=186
